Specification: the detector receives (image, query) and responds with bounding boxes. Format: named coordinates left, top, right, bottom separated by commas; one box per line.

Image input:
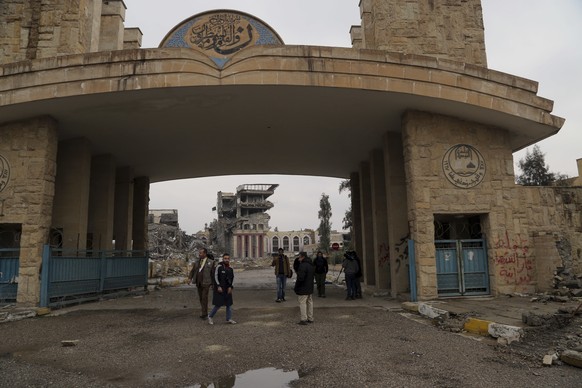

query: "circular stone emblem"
left=0, top=154, right=10, bottom=192
left=442, top=144, right=486, bottom=188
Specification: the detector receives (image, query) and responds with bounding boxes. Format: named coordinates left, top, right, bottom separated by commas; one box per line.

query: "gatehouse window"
left=283, top=236, right=290, bottom=251
left=293, top=236, right=300, bottom=252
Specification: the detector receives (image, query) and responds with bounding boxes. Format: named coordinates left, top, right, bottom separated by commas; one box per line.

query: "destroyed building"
left=147, top=209, right=202, bottom=260
left=216, top=184, right=278, bottom=259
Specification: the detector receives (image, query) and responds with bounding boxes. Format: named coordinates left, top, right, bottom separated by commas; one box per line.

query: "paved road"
left=1, top=268, right=579, bottom=387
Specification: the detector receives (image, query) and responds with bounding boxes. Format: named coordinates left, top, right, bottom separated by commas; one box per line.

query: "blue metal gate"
left=0, top=249, right=19, bottom=302
left=435, top=239, right=489, bottom=296
left=40, top=246, right=149, bottom=308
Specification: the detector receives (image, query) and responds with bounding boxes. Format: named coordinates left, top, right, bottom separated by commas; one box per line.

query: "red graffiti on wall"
left=378, top=243, right=390, bottom=268
left=493, top=231, right=533, bottom=286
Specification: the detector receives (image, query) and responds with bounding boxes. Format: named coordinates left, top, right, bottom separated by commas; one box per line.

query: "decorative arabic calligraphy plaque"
left=0, top=154, right=11, bottom=193
left=160, top=10, right=284, bottom=67
left=442, top=144, right=486, bottom=189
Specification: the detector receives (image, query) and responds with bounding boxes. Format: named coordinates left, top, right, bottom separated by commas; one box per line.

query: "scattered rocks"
left=61, top=340, right=79, bottom=347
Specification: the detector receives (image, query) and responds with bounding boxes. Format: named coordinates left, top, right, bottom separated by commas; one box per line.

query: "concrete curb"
left=404, top=302, right=524, bottom=343
left=0, top=308, right=39, bottom=323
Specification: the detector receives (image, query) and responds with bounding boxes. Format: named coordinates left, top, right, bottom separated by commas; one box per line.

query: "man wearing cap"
left=188, top=248, right=215, bottom=319
left=294, top=251, right=315, bottom=325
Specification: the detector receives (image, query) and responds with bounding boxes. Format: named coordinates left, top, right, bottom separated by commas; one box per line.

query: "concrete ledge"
left=418, top=302, right=450, bottom=319
left=0, top=309, right=37, bottom=323
left=401, top=302, right=419, bottom=313
left=488, top=323, right=523, bottom=344
left=463, top=317, right=493, bottom=336
left=403, top=301, right=525, bottom=343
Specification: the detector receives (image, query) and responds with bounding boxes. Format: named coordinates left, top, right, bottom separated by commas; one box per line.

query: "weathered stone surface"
left=560, top=350, right=582, bottom=368
left=418, top=302, right=449, bottom=319
left=542, top=354, right=553, bottom=366
left=488, top=323, right=523, bottom=344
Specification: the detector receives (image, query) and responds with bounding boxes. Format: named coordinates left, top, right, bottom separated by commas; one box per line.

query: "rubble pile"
left=148, top=223, right=206, bottom=278
left=553, top=267, right=582, bottom=297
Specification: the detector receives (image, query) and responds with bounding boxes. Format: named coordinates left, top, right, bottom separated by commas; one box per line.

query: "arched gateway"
left=1, top=1, right=580, bottom=306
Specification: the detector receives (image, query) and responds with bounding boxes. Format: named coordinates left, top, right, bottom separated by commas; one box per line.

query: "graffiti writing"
left=395, top=234, right=410, bottom=274
left=378, top=243, right=390, bottom=268
left=493, top=231, right=532, bottom=286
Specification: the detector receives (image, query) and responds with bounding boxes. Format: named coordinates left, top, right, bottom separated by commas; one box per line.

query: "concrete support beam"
left=350, top=172, right=362, bottom=255
left=99, top=0, right=126, bottom=51
left=52, top=138, right=92, bottom=250
left=88, top=154, right=116, bottom=250
left=384, top=133, right=410, bottom=296
left=114, top=166, right=134, bottom=250
left=132, top=176, right=150, bottom=251
left=359, top=162, right=376, bottom=286
left=370, top=149, right=390, bottom=290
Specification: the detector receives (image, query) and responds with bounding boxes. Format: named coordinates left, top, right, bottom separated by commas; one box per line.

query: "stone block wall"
left=359, top=0, right=487, bottom=66
left=0, top=0, right=102, bottom=64
left=0, top=117, right=58, bottom=305
left=525, top=187, right=582, bottom=289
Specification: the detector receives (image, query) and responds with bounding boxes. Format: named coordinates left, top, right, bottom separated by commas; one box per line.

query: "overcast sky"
left=123, top=0, right=582, bottom=234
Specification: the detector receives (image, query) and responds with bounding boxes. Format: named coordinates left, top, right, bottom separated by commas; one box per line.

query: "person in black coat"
left=207, top=253, right=236, bottom=325
left=294, top=252, right=315, bottom=325
left=313, top=251, right=329, bottom=297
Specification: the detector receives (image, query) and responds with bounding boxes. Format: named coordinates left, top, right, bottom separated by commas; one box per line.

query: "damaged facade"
left=216, top=184, right=278, bottom=259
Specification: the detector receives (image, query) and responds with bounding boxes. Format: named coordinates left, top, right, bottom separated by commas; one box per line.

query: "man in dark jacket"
left=313, top=251, right=329, bottom=298
left=294, top=251, right=315, bottom=325
left=208, top=253, right=236, bottom=325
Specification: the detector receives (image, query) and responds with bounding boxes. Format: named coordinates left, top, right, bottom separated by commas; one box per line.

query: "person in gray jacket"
left=188, top=248, right=215, bottom=319
left=342, top=251, right=360, bottom=300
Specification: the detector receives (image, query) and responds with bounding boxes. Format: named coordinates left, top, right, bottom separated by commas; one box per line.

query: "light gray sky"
left=123, top=0, right=582, bottom=234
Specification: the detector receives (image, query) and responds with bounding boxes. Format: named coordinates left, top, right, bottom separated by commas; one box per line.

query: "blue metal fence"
left=0, top=248, right=19, bottom=302
left=40, top=246, right=148, bottom=308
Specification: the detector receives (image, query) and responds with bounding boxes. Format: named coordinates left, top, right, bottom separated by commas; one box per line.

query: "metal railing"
left=40, top=246, right=148, bottom=308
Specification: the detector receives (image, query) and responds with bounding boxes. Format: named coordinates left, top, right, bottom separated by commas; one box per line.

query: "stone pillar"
left=358, top=0, right=487, bottom=66
left=88, top=154, right=116, bottom=251
left=370, top=149, right=390, bottom=290
left=359, top=162, right=376, bottom=286
left=123, top=27, right=143, bottom=49
left=132, top=176, right=150, bottom=251
left=114, top=167, right=134, bottom=250
left=99, top=0, right=126, bottom=51
left=0, top=117, right=58, bottom=305
left=384, top=132, right=410, bottom=296
left=350, top=25, right=363, bottom=49
left=350, top=172, right=363, bottom=255
left=0, top=0, right=104, bottom=62
left=52, top=138, right=92, bottom=251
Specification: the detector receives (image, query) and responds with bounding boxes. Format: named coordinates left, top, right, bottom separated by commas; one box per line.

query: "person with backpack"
left=313, top=251, right=329, bottom=298
left=208, top=253, right=236, bottom=325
